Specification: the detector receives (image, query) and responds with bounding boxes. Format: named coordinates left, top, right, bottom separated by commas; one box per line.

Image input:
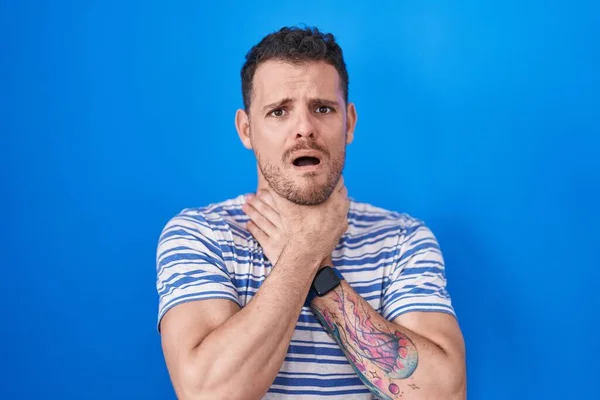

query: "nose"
left=294, top=108, right=316, bottom=139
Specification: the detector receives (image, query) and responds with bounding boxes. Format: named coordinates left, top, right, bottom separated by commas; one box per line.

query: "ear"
left=345, top=102, right=357, bottom=145
left=235, top=109, right=253, bottom=149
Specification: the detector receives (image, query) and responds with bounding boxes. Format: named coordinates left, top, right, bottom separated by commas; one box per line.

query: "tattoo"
left=409, top=384, right=419, bottom=390
left=312, top=284, right=419, bottom=399
left=313, top=306, right=394, bottom=400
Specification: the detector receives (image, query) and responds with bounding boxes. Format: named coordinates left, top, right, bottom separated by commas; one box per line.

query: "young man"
left=156, top=26, right=466, bottom=400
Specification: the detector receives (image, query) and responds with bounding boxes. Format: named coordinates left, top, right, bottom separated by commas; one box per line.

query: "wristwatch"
left=305, top=266, right=344, bottom=307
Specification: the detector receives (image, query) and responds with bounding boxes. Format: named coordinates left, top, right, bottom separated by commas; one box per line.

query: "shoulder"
left=343, top=199, right=432, bottom=262
left=159, top=194, right=250, bottom=242
left=346, top=199, right=438, bottom=257
left=348, top=198, right=425, bottom=235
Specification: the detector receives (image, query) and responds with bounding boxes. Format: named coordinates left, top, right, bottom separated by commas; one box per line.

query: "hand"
left=242, top=189, right=288, bottom=266
left=242, top=178, right=350, bottom=267
left=320, top=254, right=334, bottom=269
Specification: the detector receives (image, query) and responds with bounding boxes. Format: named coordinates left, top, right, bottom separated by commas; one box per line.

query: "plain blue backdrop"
left=2, top=1, right=599, bottom=399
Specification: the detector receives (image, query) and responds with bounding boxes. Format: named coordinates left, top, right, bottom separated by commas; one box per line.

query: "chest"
left=223, top=232, right=394, bottom=314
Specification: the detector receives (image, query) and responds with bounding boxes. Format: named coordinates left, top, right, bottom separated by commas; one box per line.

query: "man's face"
left=237, top=60, right=356, bottom=205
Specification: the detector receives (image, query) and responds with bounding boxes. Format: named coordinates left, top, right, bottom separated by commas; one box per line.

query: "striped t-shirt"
left=156, top=194, right=455, bottom=399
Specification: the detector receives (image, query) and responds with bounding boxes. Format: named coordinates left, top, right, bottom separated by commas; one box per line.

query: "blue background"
left=2, top=1, right=599, bottom=399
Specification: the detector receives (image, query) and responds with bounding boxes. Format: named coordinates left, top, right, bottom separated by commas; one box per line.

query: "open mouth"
left=293, top=156, right=321, bottom=167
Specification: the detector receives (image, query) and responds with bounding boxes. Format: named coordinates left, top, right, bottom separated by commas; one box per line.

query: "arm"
left=310, top=280, right=466, bottom=400
left=161, top=242, right=322, bottom=400
left=242, top=187, right=465, bottom=398
left=159, top=180, right=350, bottom=399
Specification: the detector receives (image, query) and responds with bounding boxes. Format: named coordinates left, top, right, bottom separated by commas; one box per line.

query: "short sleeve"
left=381, top=221, right=455, bottom=321
left=155, top=212, right=240, bottom=331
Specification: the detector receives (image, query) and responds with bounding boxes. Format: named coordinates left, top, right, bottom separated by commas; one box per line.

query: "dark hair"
left=241, top=26, right=349, bottom=112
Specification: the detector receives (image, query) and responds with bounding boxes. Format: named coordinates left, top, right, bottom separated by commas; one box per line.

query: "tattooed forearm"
left=312, top=283, right=418, bottom=399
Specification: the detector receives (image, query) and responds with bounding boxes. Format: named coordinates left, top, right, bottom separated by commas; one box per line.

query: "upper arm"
left=382, top=221, right=455, bottom=323
left=384, top=220, right=465, bottom=366
left=156, top=214, right=240, bottom=330
left=155, top=213, right=241, bottom=395
left=160, top=298, right=240, bottom=398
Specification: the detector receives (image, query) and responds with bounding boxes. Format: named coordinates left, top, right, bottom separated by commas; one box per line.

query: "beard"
left=255, top=141, right=345, bottom=206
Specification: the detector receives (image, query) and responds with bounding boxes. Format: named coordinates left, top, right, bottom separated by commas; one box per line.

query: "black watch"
left=305, top=266, right=344, bottom=306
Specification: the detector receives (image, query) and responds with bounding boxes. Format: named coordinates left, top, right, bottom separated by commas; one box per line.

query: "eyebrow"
left=262, top=98, right=293, bottom=113
left=262, top=97, right=341, bottom=113
left=310, top=98, right=340, bottom=108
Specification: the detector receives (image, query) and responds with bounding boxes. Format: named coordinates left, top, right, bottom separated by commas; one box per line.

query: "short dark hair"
left=241, top=26, right=349, bottom=112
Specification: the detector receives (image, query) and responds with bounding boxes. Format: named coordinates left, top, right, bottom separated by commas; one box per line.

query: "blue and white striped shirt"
left=156, top=194, right=455, bottom=399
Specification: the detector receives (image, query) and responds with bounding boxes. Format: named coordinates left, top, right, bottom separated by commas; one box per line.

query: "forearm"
left=311, top=281, right=465, bottom=400
left=187, top=244, right=321, bottom=399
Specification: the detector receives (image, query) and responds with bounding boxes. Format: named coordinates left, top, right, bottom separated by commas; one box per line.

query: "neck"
left=255, top=163, right=271, bottom=193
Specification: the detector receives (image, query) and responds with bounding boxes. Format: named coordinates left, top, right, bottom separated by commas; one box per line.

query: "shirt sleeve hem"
left=384, top=302, right=456, bottom=322
left=157, top=293, right=241, bottom=333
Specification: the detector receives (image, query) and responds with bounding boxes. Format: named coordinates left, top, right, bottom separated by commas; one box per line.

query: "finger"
left=332, top=178, right=347, bottom=200
left=246, top=220, right=269, bottom=244
left=257, top=191, right=283, bottom=227
left=251, top=193, right=282, bottom=227
left=339, top=195, right=350, bottom=221
left=243, top=201, right=278, bottom=236
left=336, top=176, right=346, bottom=193
left=258, top=189, right=277, bottom=209
left=262, top=187, right=288, bottom=213
left=323, top=178, right=346, bottom=206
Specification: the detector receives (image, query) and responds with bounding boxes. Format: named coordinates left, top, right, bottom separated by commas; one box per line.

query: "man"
left=156, top=26, right=466, bottom=399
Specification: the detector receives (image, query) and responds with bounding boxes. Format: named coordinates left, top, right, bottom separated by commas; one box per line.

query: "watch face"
left=314, top=267, right=342, bottom=296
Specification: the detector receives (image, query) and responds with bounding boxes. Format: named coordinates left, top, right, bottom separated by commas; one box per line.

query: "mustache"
left=282, top=141, right=330, bottom=161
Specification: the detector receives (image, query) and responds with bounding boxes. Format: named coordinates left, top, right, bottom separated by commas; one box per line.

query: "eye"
left=316, top=105, right=333, bottom=114
left=269, top=108, right=286, bottom=117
